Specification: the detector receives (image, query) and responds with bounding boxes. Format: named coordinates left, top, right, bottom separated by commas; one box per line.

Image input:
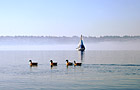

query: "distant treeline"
left=0, top=35, right=140, bottom=45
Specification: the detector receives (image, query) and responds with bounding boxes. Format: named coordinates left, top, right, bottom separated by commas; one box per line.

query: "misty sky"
left=0, top=0, right=140, bottom=36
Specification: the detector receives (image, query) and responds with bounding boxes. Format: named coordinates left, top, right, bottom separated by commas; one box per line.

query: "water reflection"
left=29, top=65, right=38, bottom=72
left=50, top=65, right=57, bottom=69
left=78, top=51, right=85, bottom=62
left=30, top=65, right=38, bottom=67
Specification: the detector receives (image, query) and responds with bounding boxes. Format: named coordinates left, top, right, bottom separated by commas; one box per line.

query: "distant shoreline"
left=0, top=35, right=139, bottom=45
left=0, top=35, right=140, bottom=38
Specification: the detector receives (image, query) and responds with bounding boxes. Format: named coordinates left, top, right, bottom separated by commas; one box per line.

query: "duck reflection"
left=50, top=65, right=57, bottom=69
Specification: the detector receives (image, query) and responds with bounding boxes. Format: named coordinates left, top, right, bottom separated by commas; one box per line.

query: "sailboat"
left=77, top=35, right=85, bottom=51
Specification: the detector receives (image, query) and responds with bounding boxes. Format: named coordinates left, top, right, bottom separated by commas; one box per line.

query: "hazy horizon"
left=0, top=36, right=139, bottom=50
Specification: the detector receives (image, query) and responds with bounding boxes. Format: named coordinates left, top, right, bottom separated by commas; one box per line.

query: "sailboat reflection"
left=78, top=51, right=85, bottom=62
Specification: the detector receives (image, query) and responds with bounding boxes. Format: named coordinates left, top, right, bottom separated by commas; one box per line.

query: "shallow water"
left=0, top=50, right=140, bottom=90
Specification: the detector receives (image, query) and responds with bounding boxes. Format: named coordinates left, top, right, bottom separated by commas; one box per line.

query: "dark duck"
left=74, top=61, right=82, bottom=66
left=50, top=60, right=57, bottom=66
left=29, top=60, right=38, bottom=66
left=66, top=60, right=73, bottom=66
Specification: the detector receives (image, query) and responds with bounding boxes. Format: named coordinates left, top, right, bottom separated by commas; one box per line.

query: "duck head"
left=50, top=60, right=53, bottom=63
left=29, top=60, right=32, bottom=63
left=66, top=60, right=68, bottom=63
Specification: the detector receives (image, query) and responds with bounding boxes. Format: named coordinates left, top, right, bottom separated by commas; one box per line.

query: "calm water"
left=0, top=50, right=140, bottom=90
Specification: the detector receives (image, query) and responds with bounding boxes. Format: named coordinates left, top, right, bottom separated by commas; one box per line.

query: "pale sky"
left=0, top=0, right=140, bottom=36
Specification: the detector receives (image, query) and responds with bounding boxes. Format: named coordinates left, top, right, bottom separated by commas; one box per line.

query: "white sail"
left=77, top=35, right=85, bottom=51
left=78, top=35, right=82, bottom=48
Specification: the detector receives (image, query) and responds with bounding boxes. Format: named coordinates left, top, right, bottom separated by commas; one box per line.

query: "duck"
left=66, top=60, right=73, bottom=66
left=50, top=60, right=57, bottom=66
left=29, top=60, right=38, bottom=66
left=74, top=61, right=82, bottom=66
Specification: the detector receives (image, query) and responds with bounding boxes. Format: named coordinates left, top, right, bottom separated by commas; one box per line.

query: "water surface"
left=0, top=50, right=140, bottom=90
